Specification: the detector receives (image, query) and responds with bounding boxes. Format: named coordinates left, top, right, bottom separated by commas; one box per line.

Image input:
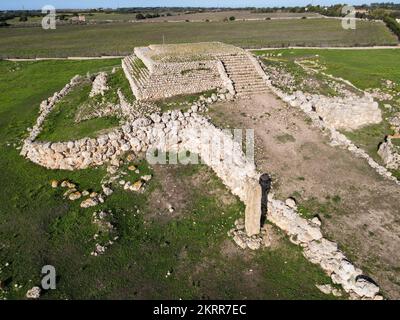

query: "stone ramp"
left=219, top=53, right=270, bottom=96
left=122, top=54, right=150, bottom=100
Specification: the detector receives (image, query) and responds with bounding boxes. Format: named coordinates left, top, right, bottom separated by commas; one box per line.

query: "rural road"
left=2, top=56, right=124, bottom=62
left=250, top=45, right=400, bottom=50
left=3, top=45, right=400, bottom=61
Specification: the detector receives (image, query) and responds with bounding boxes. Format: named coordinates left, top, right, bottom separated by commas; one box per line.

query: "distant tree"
left=383, top=15, right=400, bottom=40
left=229, top=16, right=235, bottom=21
left=58, top=14, right=68, bottom=21
left=135, top=13, right=145, bottom=20
left=19, top=15, right=28, bottom=22
left=301, top=16, right=307, bottom=19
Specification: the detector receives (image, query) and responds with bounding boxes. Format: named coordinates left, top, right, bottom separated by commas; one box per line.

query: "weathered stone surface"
left=89, top=72, right=109, bottom=98
left=26, top=286, right=41, bottom=299
left=244, top=178, right=262, bottom=236
left=80, top=198, right=99, bottom=208
left=378, top=138, right=400, bottom=170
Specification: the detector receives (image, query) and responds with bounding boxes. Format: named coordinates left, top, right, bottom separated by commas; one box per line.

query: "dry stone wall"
left=20, top=60, right=383, bottom=300
left=267, top=197, right=381, bottom=299
left=378, top=138, right=400, bottom=170
left=256, top=56, right=399, bottom=186
left=124, top=52, right=223, bottom=100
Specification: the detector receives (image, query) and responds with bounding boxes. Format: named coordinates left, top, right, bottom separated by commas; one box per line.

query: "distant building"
left=355, top=8, right=368, bottom=14
left=71, top=15, right=86, bottom=23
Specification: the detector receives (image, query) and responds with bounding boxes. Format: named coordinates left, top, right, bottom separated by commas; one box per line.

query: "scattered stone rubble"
left=91, top=210, right=118, bottom=257
left=228, top=218, right=270, bottom=250
left=50, top=179, right=107, bottom=209
left=25, top=286, right=41, bottom=299
left=378, top=137, right=400, bottom=170
left=89, top=72, right=109, bottom=98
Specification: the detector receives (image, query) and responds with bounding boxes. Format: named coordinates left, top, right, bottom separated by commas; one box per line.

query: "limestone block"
left=244, top=178, right=262, bottom=236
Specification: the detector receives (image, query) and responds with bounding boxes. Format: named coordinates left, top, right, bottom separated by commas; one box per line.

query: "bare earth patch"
left=210, top=92, right=400, bottom=299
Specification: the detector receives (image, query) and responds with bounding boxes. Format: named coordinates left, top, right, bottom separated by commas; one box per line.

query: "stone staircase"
left=122, top=54, right=150, bottom=89
left=219, top=54, right=269, bottom=96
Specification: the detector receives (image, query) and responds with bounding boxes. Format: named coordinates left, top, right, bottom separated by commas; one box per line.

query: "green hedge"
left=383, top=16, right=400, bottom=40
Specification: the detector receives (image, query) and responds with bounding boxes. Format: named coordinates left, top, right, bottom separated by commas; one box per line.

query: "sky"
left=2, top=0, right=400, bottom=10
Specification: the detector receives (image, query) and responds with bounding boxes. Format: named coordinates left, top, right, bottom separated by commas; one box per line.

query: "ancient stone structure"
left=378, top=138, right=400, bottom=170
left=122, top=42, right=269, bottom=100
left=19, top=43, right=386, bottom=300
left=267, top=196, right=381, bottom=299
left=256, top=57, right=399, bottom=186
left=244, top=178, right=263, bottom=236
left=89, top=72, right=109, bottom=98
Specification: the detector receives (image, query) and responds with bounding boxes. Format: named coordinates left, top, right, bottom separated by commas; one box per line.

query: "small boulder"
left=26, top=286, right=41, bottom=299
left=130, top=180, right=143, bottom=192
left=80, top=198, right=99, bottom=208
left=68, top=191, right=82, bottom=201
left=285, top=197, right=297, bottom=209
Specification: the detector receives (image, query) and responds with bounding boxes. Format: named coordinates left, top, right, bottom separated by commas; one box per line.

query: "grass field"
left=0, top=59, right=338, bottom=299
left=3, top=11, right=323, bottom=25
left=0, top=19, right=397, bottom=58
left=253, top=48, right=400, bottom=89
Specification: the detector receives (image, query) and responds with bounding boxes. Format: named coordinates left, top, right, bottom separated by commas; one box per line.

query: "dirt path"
left=250, top=45, right=400, bottom=50
left=209, top=93, right=400, bottom=299
left=2, top=56, right=124, bottom=62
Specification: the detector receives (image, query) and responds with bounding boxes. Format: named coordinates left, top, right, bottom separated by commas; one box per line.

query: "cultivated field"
left=4, top=10, right=322, bottom=25
left=0, top=19, right=397, bottom=58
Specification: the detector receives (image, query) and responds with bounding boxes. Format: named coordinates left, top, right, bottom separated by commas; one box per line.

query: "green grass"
left=253, top=48, right=400, bottom=90
left=104, top=67, right=135, bottom=104
left=274, top=133, right=296, bottom=144
left=36, top=79, right=119, bottom=142
left=0, top=59, right=339, bottom=299
left=343, top=122, right=393, bottom=162
left=0, top=19, right=397, bottom=58
left=36, top=65, right=134, bottom=142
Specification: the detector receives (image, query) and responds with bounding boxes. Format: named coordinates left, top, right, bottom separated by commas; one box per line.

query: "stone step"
left=236, top=86, right=269, bottom=92
left=234, top=85, right=269, bottom=92
left=229, top=74, right=264, bottom=81
left=232, top=79, right=266, bottom=85
left=224, top=65, right=256, bottom=71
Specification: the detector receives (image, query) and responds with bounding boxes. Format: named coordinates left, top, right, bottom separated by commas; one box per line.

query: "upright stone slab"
left=244, top=178, right=262, bottom=236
